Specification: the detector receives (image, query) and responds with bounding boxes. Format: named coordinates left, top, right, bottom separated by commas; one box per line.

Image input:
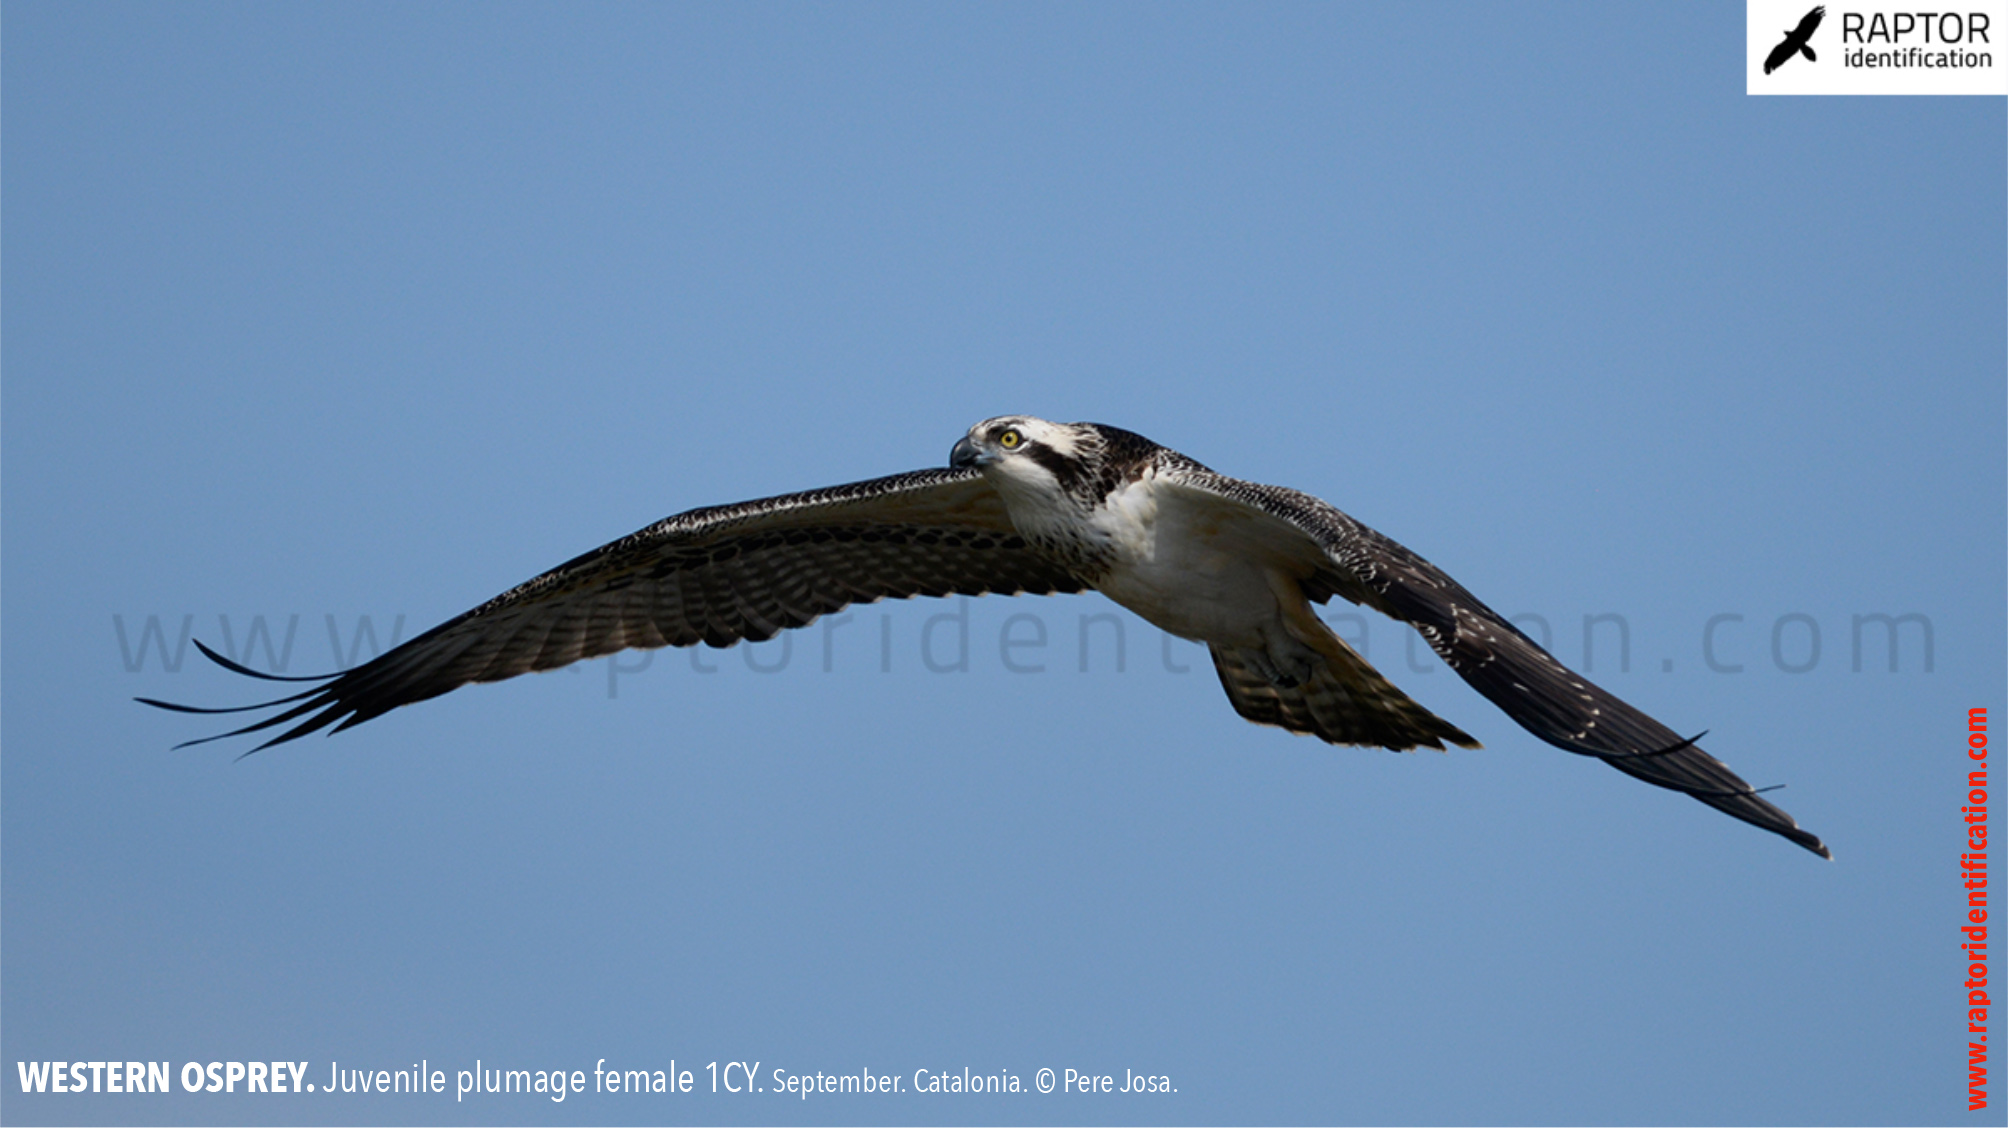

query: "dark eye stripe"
left=1020, top=440, right=1081, bottom=487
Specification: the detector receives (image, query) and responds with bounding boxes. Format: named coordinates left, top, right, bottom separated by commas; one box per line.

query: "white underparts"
left=991, top=464, right=1336, bottom=688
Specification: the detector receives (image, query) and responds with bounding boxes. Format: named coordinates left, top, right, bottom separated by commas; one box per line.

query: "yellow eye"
left=998, top=429, right=1022, bottom=449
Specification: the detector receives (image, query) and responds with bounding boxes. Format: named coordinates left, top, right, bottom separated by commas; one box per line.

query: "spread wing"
left=1795, top=6, right=1825, bottom=38
left=142, top=467, right=1085, bottom=750
left=1155, top=462, right=1830, bottom=858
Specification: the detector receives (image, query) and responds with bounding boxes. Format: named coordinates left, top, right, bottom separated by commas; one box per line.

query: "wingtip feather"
left=191, top=638, right=336, bottom=681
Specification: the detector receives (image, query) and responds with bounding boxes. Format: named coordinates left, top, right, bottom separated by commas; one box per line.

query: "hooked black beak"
left=949, top=435, right=982, bottom=470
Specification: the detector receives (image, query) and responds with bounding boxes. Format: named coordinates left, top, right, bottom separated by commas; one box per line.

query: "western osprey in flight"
left=1764, top=5, right=1824, bottom=74
left=145, top=417, right=1828, bottom=858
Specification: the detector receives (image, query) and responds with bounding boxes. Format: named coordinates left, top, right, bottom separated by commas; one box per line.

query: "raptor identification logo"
left=1747, top=0, right=2008, bottom=92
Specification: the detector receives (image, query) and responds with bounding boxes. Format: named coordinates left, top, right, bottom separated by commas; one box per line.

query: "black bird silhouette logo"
left=1765, top=6, right=1825, bottom=73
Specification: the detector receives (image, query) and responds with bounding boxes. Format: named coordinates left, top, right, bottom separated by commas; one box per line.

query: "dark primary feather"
left=141, top=467, right=1084, bottom=750
left=1158, top=467, right=1831, bottom=859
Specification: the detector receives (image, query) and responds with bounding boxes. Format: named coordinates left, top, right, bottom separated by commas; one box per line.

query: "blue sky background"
left=4, top=3, right=2003, bottom=1125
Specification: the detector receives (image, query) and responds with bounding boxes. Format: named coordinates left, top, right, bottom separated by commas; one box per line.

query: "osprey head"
left=949, top=415, right=1096, bottom=490
left=950, top=417, right=1168, bottom=533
